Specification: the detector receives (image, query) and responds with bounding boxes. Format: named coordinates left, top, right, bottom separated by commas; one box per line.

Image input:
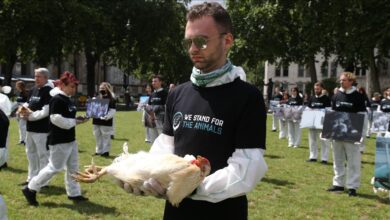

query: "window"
left=298, top=64, right=304, bottom=77
left=283, top=63, right=289, bottom=77
left=321, top=61, right=329, bottom=78
left=330, top=61, right=337, bottom=77
left=275, top=65, right=281, bottom=77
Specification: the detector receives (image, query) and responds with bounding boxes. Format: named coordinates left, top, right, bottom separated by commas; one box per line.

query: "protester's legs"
left=320, top=139, right=331, bottom=162
left=93, top=125, right=104, bottom=154
left=64, top=141, right=82, bottom=197
left=279, top=119, right=287, bottom=139
left=272, top=114, right=278, bottom=131
left=33, top=133, right=49, bottom=172
left=345, top=142, right=361, bottom=190
left=287, top=120, right=295, bottom=146
left=18, top=118, right=27, bottom=143
left=332, top=141, right=346, bottom=187
left=100, top=126, right=113, bottom=154
left=28, top=144, right=70, bottom=192
left=308, top=129, right=318, bottom=159
left=293, top=122, right=301, bottom=147
left=25, top=132, right=39, bottom=182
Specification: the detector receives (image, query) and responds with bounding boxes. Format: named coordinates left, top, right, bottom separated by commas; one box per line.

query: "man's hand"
left=117, top=178, right=167, bottom=198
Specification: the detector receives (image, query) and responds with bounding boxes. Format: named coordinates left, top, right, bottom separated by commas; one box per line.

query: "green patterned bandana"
left=190, top=60, right=233, bottom=87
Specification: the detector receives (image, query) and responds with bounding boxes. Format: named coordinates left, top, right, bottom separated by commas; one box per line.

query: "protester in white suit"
left=306, top=82, right=331, bottom=163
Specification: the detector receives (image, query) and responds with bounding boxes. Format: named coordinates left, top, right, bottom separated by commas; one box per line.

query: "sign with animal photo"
left=321, top=111, right=365, bottom=142
left=283, top=106, right=304, bottom=122
left=86, top=98, right=110, bottom=119
left=372, top=137, right=390, bottom=192
left=269, top=100, right=280, bottom=111
left=300, top=109, right=325, bottom=129
left=371, top=112, right=390, bottom=133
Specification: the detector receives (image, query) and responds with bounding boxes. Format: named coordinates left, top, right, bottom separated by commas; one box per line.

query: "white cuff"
left=191, top=148, right=268, bottom=203
left=50, top=114, right=76, bottom=130
left=28, top=105, right=49, bottom=121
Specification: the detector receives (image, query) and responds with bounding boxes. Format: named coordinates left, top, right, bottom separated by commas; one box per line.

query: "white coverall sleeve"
left=190, top=148, right=268, bottom=203
left=50, top=114, right=76, bottom=130
left=28, top=104, right=49, bottom=121
left=104, top=108, right=116, bottom=120
left=149, top=134, right=174, bottom=154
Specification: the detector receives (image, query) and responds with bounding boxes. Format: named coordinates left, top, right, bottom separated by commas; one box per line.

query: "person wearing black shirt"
left=118, top=3, right=268, bottom=219
left=306, top=82, right=331, bottom=163
left=379, top=87, right=390, bottom=136
left=271, top=86, right=283, bottom=132
left=327, top=72, right=366, bottom=197
left=92, top=82, right=116, bottom=157
left=146, top=75, right=168, bottom=143
left=0, top=108, right=9, bottom=170
left=287, top=87, right=303, bottom=148
left=22, top=72, right=88, bottom=206
left=15, top=80, right=29, bottom=145
left=19, top=68, right=53, bottom=185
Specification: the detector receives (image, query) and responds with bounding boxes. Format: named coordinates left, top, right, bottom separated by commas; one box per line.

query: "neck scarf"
left=190, top=60, right=233, bottom=87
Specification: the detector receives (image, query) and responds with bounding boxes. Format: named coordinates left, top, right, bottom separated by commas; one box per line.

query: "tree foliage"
left=0, top=0, right=191, bottom=93
left=227, top=0, right=390, bottom=94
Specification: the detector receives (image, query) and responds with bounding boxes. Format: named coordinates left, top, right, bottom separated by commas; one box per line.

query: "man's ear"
left=224, top=33, right=234, bottom=50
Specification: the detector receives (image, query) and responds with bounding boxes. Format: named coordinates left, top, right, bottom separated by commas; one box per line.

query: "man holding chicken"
left=120, top=2, right=268, bottom=219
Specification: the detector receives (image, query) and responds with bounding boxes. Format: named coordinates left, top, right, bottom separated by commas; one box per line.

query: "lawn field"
left=1, top=112, right=389, bottom=219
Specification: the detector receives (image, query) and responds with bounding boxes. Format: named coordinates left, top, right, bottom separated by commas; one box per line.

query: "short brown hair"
left=187, top=2, right=232, bottom=34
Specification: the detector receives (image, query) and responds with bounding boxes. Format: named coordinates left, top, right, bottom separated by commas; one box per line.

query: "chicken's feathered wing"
left=73, top=143, right=210, bottom=206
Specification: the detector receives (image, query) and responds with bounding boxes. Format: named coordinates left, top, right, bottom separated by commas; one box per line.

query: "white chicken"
left=73, top=143, right=211, bottom=206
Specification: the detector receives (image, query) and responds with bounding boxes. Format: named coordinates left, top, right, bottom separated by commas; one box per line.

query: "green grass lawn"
left=1, top=112, right=389, bottom=219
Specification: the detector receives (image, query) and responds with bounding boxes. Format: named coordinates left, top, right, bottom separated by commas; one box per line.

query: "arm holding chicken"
left=149, top=134, right=268, bottom=203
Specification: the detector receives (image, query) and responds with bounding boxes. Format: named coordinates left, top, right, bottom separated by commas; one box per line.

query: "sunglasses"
left=182, top=33, right=226, bottom=50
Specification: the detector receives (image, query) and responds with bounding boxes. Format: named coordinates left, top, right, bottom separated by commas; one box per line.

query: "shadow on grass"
left=362, top=160, right=375, bottom=165
left=42, top=201, right=117, bottom=215
left=39, top=185, right=66, bottom=196
left=262, top=177, right=295, bottom=186
left=113, top=138, right=129, bottom=142
left=264, top=154, right=283, bottom=159
left=1, top=166, right=25, bottom=174
left=356, top=192, right=390, bottom=203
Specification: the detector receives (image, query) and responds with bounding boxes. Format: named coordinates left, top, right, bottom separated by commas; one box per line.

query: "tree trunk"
left=85, top=50, right=98, bottom=97
left=305, top=55, right=317, bottom=94
left=366, top=49, right=381, bottom=96
left=2, top=54, right=17, bottom=86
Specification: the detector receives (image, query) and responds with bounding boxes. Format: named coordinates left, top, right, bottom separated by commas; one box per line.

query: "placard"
left=86, top=98, right=109, bottom=118
left=300, top=109, right=325, bottom=129
left=371, top=112, right=390, bottom=133
left=373, top=137, right=390, bottom=191
left=321, top=111, right=365, bottom=142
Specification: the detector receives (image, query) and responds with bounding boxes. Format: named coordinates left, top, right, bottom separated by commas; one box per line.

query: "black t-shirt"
left=0, top=109, right=9, bottom=148
left=16, top=91, right=28, bottom=103
left=307, top=95, right=331, bottom=109
left=47, top=94, right=77, bottom=145
left=331, top=90, right=366, bottom=113
left=272, top=93, right=283, bottom=101
left=163, top=78, right=266, bottom=174
left=92, top=99, right=116, bottom=126
left=148, top=89, right=168, bottom=115
left=26, top=85, right=52, bottom=133
left=287, top=95, right=303, bottom=106
left=380, top=99, right=390, bottom=112
left=370, top=100, right=381, bottom=111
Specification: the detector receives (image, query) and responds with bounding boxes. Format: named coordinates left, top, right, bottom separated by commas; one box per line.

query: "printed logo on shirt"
left=173, top=112, right=224, bottom=135
left=382, top=105, right=390, bottom=110
left=335, top=101, right=353, bottom=108
left=311, top=102, right=324, bottom=107
left=29, top=96, right=41, bottom=104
